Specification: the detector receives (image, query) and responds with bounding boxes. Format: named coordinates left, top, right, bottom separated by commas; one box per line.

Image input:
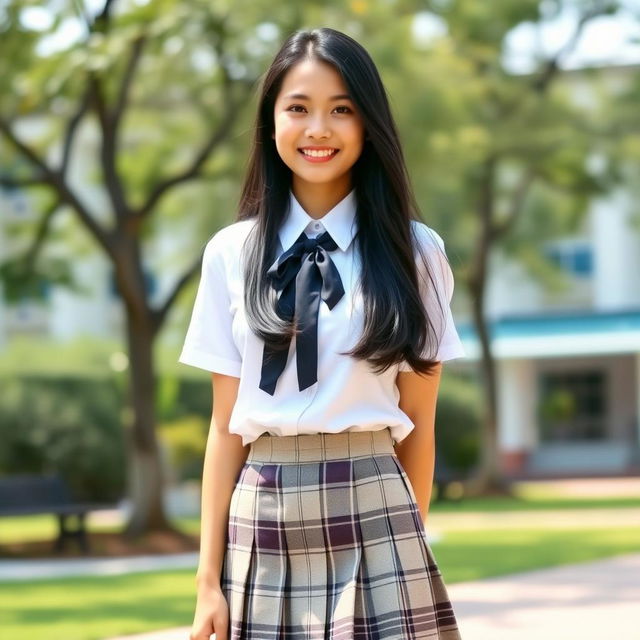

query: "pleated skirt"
left=221, top=427, right=462, bottom=639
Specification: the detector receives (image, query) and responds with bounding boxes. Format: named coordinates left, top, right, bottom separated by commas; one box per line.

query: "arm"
left=394, top=361, right=443, bottom=526
left=195, top=371, right=249, bottom=591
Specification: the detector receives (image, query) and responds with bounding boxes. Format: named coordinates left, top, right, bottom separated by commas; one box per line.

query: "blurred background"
left=1, top=1, right=639, bottom=639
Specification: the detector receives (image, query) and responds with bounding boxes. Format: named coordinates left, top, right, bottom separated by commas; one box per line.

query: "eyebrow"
left=283, top=93, right=353, bottom=101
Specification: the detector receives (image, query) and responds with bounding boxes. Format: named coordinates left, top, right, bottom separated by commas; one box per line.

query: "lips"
left=298, top=147, right=339, bottom=153
left=298, top=148, right=340, bottom=163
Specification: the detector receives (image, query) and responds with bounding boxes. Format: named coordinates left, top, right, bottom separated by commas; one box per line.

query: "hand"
left=190, top=585, right=229, bottom=640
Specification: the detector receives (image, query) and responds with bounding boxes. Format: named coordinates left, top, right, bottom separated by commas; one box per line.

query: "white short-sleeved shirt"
left=178, top=188, right=466, bottom=446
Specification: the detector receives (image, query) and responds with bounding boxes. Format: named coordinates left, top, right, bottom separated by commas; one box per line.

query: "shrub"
left=158, top=415, right=209, bottom=483
left=0, top=376, right=126, bottom=502
left=435, top=372, right=482, bottom=472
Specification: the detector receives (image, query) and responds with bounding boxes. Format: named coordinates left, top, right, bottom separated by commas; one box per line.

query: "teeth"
left=301, top=149, right=336, bottom=157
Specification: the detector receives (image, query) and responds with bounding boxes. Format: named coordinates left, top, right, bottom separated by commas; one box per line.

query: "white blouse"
left=178, top=188, right=466, bottom=446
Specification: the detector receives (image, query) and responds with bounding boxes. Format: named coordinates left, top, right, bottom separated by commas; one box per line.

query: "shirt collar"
left=278, top=188, right=358, bottom=253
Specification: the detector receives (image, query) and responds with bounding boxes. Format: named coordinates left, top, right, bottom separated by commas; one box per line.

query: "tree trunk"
left=466, top=283, right=513, bottom=497
left=122, top=305, right=173, bottom=537
left=464, top=156, right=515, bottom=498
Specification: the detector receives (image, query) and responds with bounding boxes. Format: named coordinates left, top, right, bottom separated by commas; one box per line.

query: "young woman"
left=180, top=27, right=466, bottom=640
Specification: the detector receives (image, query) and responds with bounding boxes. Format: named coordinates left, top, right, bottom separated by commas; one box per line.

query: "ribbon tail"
left=295, top=258, right=322, bottom=390
left=259, top=340, right=291, bottom=395
left=259, top=279, right=296, bottom=395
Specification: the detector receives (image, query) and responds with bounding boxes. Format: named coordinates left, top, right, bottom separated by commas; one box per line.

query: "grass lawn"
left=1, top=526, right=640, bottom=640
left=2, top=490, right=639, bottom=639
left=433, top=526, right=640, bottom=582
left=428, top=495, right=640, bottom=512
left=1, top=494, right=638, bottom=544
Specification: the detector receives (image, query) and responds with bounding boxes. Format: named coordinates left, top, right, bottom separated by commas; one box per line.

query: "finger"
left=213, top=616, right=228, bottom=640
left=190, top=622, right=213, bottom=640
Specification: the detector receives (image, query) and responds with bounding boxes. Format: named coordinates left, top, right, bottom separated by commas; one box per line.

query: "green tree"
left=368, top=0, right=625, bottom=495
left=0, top=0, right=306, bottom=536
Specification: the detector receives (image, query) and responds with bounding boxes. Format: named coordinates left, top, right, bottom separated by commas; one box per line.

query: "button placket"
left=296, top=382, right=318, bottom=434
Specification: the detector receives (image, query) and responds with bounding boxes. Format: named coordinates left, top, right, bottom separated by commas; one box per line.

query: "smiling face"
left=272, top=58, right=366, bottom=197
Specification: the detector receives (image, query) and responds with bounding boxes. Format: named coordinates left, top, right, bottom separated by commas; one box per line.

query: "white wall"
left=497, top=359, right=538, bottom=452
left=590, top=188, right=640, bottom=310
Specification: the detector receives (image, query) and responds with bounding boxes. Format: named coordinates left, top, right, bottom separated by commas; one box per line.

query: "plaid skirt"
left=221, top=427, right=462, bottom=640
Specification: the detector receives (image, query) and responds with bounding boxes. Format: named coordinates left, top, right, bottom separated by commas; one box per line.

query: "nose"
left=305, top=115, right=330, bottom=139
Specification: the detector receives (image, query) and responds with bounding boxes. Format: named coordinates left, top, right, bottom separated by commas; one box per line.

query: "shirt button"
left=314, top=222, right=321, bottom=229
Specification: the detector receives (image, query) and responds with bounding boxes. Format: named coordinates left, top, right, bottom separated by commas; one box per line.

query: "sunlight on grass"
left=0, top=516, right=120, bottom=545
left=428, top=495, right=640, bottom=513
left=1, top=527, right=639, bottom=639
left=433, top=526, right=640, bottom=583
left=0, top=570, right=196, bottom=640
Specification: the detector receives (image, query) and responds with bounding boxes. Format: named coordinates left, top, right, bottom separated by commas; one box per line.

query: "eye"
left=285, top=105, right=353, bottom=114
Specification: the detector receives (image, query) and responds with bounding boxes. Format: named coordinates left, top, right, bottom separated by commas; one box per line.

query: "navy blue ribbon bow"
left=259, top=229, right=345, bottom=395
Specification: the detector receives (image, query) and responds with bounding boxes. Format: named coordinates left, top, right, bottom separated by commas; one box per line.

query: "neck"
left=291, top=176, right=353, bottom=220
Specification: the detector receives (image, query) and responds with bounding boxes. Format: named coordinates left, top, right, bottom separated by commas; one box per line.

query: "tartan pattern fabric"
left=221, top=428, right=462, bottom=639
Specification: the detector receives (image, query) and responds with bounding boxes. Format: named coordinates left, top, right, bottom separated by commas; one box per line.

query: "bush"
left=158, top=415, right=209, bottom=483
left=0, top=376, right=127, bottom=502
left=159, top=376, right=212, bottom=422
left=0, top=372, right=213, bottom=500
left=435, top=372, right=482, bottom=472
left=0, top=369, right=481, bottom=503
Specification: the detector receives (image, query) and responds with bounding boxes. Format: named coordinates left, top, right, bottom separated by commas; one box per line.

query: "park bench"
left=0, top=473, right=119, bottom=554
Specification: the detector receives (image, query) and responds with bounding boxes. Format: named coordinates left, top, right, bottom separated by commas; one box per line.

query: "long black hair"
left=234, top=27, right=451, bottom=377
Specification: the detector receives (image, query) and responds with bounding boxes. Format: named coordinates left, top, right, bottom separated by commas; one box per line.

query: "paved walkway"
left=449, top=552, right=640, bottom=639
left=0, top=552, right=200, bottom=582
left=99, top=552, right=638, bottom=640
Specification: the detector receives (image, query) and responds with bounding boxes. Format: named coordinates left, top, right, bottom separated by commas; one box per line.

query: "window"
left=544, top=243, right=593, bottom=278
left=538, top=370, right=606, bottom=442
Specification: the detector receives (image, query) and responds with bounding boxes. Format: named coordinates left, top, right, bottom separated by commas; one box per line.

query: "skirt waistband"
left=246, top=427, right=395, bottom=463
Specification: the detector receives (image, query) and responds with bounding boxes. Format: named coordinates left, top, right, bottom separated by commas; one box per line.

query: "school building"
left=452, top=185, right=640, bottom=478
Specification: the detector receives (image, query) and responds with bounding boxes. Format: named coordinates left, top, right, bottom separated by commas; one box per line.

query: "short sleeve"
left=398, top=224, right=466, bottom=370
left=178, top=233, right=242, bottom=377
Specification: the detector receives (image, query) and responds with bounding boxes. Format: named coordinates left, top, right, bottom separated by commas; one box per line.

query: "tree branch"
left=491, top=166, right=537, bottom=240
left=485, top=6, right=612, bottom=238
left=0, top=116, right=114, bottom=256
left=151, top=255, right=203, bottom=333
left=113, top=34, right=147, bottom=130
left=532, top=4, right=613, bottom=93
left=493, top=4, right=616, bottom=121
left=133, top=18, right=252, bottom=220
left=468, top=154, right=497, bottom=293
left=23, top=198, right=63, bottom=272
left=0, top=175, right=48, bottom=188
left=61, top=86, right=92, bottom=178
left=87, top=70, right=131, bottom=221
left=92, top=0, right=117, bottom=33
left=72, top=0, right=132, bottom=223
left=134, top=96, right=243, bottom=219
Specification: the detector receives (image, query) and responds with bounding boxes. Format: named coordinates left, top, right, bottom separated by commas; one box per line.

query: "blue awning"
left=455, top=308, right=640, bottom=359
